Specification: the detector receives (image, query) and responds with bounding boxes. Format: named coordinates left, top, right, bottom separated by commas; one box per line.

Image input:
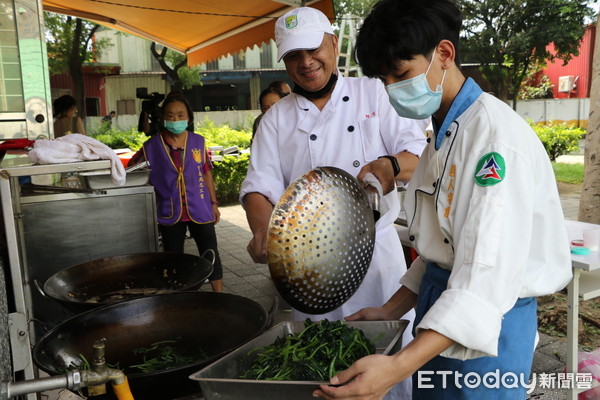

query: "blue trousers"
left=412, top=263, right=537, bottom=400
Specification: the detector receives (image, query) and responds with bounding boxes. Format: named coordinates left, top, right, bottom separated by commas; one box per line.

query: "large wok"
left=33, top=291, right=269, bottom=400
left=37, top=252, right=214, bottom=314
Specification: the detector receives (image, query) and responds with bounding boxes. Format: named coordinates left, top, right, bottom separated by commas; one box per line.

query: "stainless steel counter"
left=0, top=156, right=158, bottom=393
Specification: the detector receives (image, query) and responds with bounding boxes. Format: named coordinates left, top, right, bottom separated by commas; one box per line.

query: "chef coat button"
left=347, top=125, right=355, bottom=132
left=426, top=137, right=431, bottom=143
left=432, top=181, right=437, bottom=187
left=353, top=160, right=360, bottom=167
left=445, top=131, right=451, bottom=137
left=409, top=235, right=415, bottom=241
left=343, top=96, right=349, bottom=102
left=444, top=238, right=449, bottom=244
left=310, top=134, right=317, bottom=141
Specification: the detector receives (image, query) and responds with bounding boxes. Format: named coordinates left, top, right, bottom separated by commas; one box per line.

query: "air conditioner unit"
left=558, top=75, right=576, bottom=92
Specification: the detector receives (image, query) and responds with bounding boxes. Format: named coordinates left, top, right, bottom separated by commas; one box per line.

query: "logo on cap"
left=285, top=15, right=298, bottom=29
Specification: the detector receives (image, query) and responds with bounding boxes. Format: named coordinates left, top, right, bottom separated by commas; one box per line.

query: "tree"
left=150, top=43, right=202, bottom=92
left=44, top=12, right=111, bottom=117
left=579, top=16, right=600, bottom=224
left=460, top=0, right=595, bottom=108
left=333, top=0, right=378, bottom=19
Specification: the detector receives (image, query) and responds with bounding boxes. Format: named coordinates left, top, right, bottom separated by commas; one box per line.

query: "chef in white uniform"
left=240, top=7, right=428, bottom=399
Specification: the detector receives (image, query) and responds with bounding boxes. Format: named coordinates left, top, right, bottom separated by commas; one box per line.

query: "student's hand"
left=357, top=158, right=396, bottom=195
left=344, top=306, right=389, bottom=322
left=313, top=354, right=399, bottom=400
left=247, top=230, right=268, bottom=264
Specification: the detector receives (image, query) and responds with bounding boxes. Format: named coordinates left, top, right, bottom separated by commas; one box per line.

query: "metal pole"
left=0, top=371, right=81, bottom=399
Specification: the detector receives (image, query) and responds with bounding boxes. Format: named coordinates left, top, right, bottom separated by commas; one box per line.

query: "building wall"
left=104, top=73, right=170, bottom=115
left=544, top=24, right=595, bottom=99
left=49, top=73, right=107, bottom=116
left=86, top=109, right=260, bottom=134
left=96, top=29, right=157, bottom=73
left=85, top=97, right=590, bottom=135
left=515, top=97, right=589, bottom=128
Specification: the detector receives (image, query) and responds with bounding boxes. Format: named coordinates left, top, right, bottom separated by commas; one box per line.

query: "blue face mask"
left=165, top=120, right=188, bottom=135
left=385, top=51, right=446, bottom=120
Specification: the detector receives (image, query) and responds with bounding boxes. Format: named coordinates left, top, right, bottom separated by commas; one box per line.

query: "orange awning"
left=42, top=0, right=335, bottom=66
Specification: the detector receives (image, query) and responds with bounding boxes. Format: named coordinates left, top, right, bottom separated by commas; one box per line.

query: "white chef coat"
left=401, top=90, right=572, bottom=361
left=241, top=73, right=428, bottom=363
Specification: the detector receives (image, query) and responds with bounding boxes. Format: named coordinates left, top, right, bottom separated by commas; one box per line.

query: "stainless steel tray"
left=190, top=320, right=408, bottom=400
left=79, top=168, right=149, bottom=189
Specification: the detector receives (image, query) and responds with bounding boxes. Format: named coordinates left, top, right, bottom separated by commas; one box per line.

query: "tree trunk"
left=150, top=42, right=185, bottom=92
left=578, top=18, right=600, bottom=224
left=69, top=19, right=85, bottom=117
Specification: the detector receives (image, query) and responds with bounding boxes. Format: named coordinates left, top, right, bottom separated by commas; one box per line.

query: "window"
left=233, top=51, right=245, bottom=69
left=0, top=4, right=24, bottom=112
left=85, top=98, right=100, bottom=116
left=205, top=59, right=218, bottom=70
left=117, top=99, right=136, bottom=115
left=259, top=43, right=273, bottom=69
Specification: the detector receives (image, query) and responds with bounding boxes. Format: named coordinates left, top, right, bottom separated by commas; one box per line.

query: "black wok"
left=38, top=252, right=214, bottom=314
left=33, top=291, right=269, bottom=400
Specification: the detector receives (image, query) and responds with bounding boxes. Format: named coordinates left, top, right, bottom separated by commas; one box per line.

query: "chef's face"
left=283, top=34, right=338, bottom=92
left=163, top=100, right=189, bottom=121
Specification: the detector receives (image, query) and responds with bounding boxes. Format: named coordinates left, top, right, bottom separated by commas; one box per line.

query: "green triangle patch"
left=474, top=152, right=506, bottom=187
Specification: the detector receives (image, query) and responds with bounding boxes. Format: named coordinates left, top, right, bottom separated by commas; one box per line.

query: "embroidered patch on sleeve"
left=474, top=152, right=506, bottom=186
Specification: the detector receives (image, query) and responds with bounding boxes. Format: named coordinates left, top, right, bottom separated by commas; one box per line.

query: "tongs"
left=365, top=185, right=381, bottom=222
left=125, top=160, right=149, bottom=173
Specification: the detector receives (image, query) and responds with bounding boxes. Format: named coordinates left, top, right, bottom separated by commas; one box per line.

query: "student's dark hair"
left=259, top=87, right=284, bottom=107
left=161, top=92, right=194, bottom=131
left=355, top=0, right=462, bottom=78
left=52, top=95, right=77, bottom=117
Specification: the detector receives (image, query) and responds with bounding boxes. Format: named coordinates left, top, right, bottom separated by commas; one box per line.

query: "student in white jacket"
left=241, top=7, right=428, bottom=400
left=315, top=0, right=572, bottom=399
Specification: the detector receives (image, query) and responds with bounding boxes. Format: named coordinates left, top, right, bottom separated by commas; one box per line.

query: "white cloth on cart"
left=28, top=133, right=126, bottom=186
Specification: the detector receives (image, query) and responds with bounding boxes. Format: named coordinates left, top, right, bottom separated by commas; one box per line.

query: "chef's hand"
left=313, top=354, right=398, bottom=400
left=357, top=158, right=396, bottom=195
left=247, top=230, right=268, bottom=264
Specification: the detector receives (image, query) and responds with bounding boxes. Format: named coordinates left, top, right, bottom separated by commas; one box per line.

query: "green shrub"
left=529, top=120, right=584, bottom=162
left=91, top=119, right=252, bottom=204
left=196, top=117, right=252, bottom=149
left=90, top=128, right=148, bottom=151
left=212, top=153, right=250, bottom=204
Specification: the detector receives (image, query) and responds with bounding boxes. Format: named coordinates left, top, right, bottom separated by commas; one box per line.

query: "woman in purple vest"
left=132, top=93, right=223, bottom=292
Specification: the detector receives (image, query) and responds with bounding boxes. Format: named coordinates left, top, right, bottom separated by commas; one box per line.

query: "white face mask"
left=385, top=51, right=446, bottom=120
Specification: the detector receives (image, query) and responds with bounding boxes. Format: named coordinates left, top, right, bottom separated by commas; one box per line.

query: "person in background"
left=314, top=0, right=572, bottom=399
left=101, top=110, right=116, bottom=125
left=53, top=95, right=86, bottom=137
left=252, top=87, right=286, bottom=139
left=241, top=7, right=428, bottom=399
left=268, top=80, right=292, bottom=96
left=130, top=93, right=224, bottom=292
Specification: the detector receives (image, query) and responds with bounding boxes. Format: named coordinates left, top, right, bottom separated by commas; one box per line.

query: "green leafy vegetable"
left=241, top=319, right=375, bottom=381
left=129, top=339, right=206, bottom=373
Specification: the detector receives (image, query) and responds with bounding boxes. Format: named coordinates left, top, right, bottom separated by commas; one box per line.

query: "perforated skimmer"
left=267, top=166, right=376, bottom=314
